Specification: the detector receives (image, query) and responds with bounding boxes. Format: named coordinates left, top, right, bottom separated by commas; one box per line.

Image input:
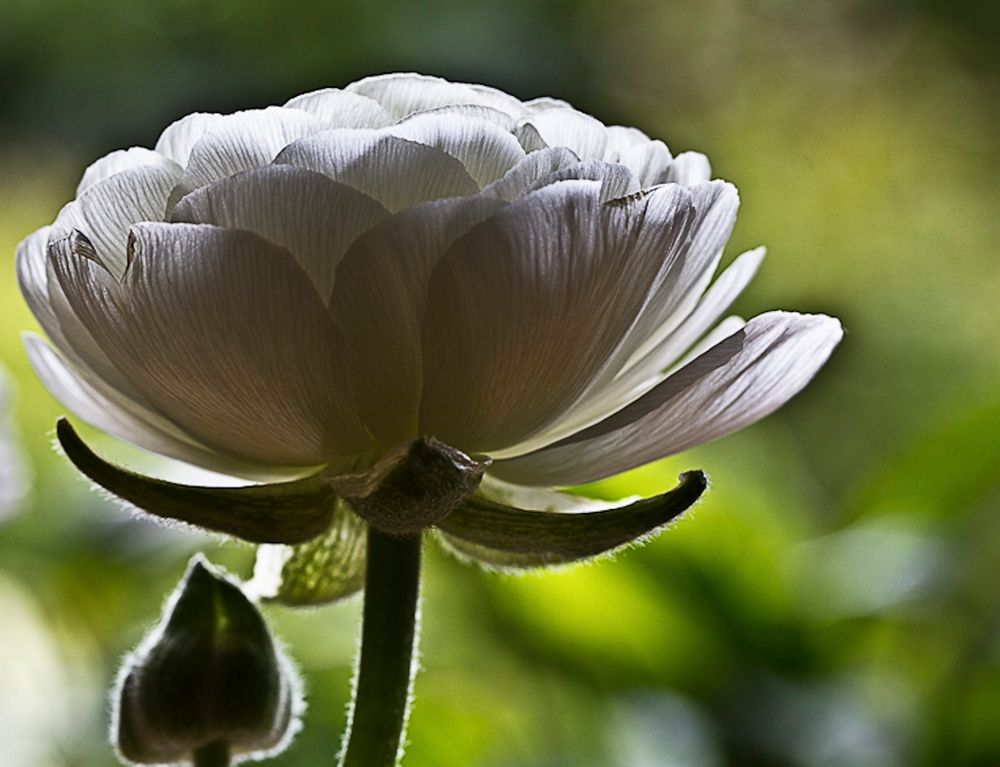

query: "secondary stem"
left=339, top=527, right=423, bottom=767
left=192, top=740, right=230, bottom=767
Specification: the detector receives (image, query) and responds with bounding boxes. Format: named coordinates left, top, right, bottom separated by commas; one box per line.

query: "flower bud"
left=114, top=555, right=301, bottom=765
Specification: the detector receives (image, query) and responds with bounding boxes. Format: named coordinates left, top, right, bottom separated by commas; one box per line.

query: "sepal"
left=57, top=418, right=335, bottom=544
left=436, top=470, right=707, bottom=569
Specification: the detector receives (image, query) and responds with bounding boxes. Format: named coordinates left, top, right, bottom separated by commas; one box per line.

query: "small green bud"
left=114, top=555, right=302, bottom=765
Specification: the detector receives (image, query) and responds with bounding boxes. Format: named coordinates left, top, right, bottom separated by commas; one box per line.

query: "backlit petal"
left=50, top=225, right=371, bottom=466
left=331, top=195, right=506, bottom=444
left=275, top=130, right=478, bottom=212
left=77, top=148, right=181, bottom=196
left=385, top=112, right=525, bottom=187
left=492, top=312, right=843, bottom=485
left=52, top=165, right=181, bottom=277
left=172, top=165, right=389, bottom=301
left=168, top=107, right=324, bottom=210
left=283, top=88, right=393, bottom=128
left=419, top=180, right=694, bottom=453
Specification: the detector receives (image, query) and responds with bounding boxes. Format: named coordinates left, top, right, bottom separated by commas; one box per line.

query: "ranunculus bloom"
left=17, top=73, right=841, bottom=490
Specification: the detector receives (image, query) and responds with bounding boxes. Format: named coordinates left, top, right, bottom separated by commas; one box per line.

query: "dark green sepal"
left=436, top=470, right=707, bottom=569
left=115, top=556, right=300, bottom=764
left=56, top=418, right=335, bottom=544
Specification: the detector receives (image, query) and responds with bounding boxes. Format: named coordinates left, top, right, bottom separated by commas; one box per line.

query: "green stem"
left=192, top=740, right=230, bottom=767
left=339, top=527, right=422, bottom=767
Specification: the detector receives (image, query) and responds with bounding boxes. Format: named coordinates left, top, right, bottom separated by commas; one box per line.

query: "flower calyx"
left=330, top=436, right=490, bottom=537
left=115, top=555, right=301, bottom=765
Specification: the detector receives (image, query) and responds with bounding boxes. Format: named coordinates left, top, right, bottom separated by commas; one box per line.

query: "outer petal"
left=77, top=148, right=181, bottom=196
left=587, top=247, right=765, bottom=420
left=275, top=130, right=479, bottom=212
left=283, top=88, right=393, bottom=128
left=172, top=165, right=389, bottom=301
left=331, top=195, right=507, bottom=445
left=631, top=247, right=766, bottom=381
left=16, top=227, right=61, bottom=344
left=50, top=225, right=372, bottom=466
left=385, top=112, right=526, bottom=187
left=418, top=180, right=695, bottom=453
left=52, top=165, right=182, bottom=277
left=491, top=311, right=844, bottom=486
left=23, top=334, right=293, bottom=479
left=168, top=107, right=325, bottom=209
left=490, top=182, right=736, bottom=458
left=44, top=251, right=149, bottom=404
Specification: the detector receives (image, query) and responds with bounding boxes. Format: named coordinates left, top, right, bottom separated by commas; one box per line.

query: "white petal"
left=400, top=103, right=517, bottom=131
left=172, top=165, right=388, bottom=301
left=480, top=147, right=581, bottom=201
left=463, top=83, right=534, bottom=118
left=491, top=312, right=844, bottom=486
left=522, top=97, right=574, bottom=113
left=483, top=147, right=639, bottom=203
left=283, top=88, right=393, bottom=128
left=275, top=130, right=478, bottom=212
left=604, top=127, right=673, bottom=187
left=478, top=474, right=636, bottom=512
left=565, top=251, right=760, bottom=433
left=20, top=230, right=137, bottom=416
left=385, top=112, right=526, bottom=187
left=669, top=315, right=746, bottom=371
left=513, top=121, right=548, bottom=152
left=347, top=73, right=525, bottom=120
left=520, top=108, right=608, bottom=159
left=637, top=247, right=765, bottom=377
left=665, top=151, right=712, bottom=185
left=168, top=107, right=325, bottom=210
left=604, top=181, right=741, bottom=374
left=77, top=147, right=181, bottom=196
left=45, top=235, right=142, bottom=400
left=16, top=227, right=61, bottom=344
left=154, top=112, right=225, bottom=166
left=418, top=180, right=693, bottom=453
left=23, top=333, right=276, bottom=478
left=520, top=159, right=641, bottom=202
left=52, top=165, right=181, bottom=277
left=50, top=224, right=372, bottom=466
left=487, top=183, right=706, bottom=458
left=331, top=195, right=506, bottom=445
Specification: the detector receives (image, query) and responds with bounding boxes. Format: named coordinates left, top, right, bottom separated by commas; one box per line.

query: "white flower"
left=17, top=73, right=842, bottom=493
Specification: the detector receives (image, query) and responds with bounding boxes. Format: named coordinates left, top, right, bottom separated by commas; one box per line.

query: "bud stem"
left=339, top=528, right=422, bottom=767
left=192, top=740, right=230, bottom=767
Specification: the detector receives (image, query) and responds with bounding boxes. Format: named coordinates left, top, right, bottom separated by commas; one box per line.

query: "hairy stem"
left=192, top=740, right=230, bottom=767
left=339, top=528, right=422, bottom=767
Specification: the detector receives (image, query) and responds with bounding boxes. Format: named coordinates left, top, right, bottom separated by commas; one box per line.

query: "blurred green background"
left=1, top=0, right=998, bottom=764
